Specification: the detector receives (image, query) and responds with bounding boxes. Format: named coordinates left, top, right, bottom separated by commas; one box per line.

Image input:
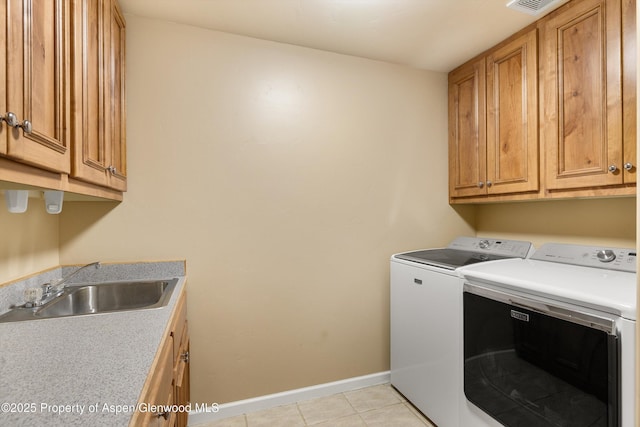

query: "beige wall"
left=476, top=198, right=636, bottom=249
left=0, top=195, right=59, bottom=283
left=58, top=16, right=474, bottom=403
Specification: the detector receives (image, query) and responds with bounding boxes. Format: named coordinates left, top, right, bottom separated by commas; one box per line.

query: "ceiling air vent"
left=506, top=0, right=566, bottom=15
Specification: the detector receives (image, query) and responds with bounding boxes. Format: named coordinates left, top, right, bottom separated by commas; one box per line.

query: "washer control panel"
left=447, top=237, right=533, bottom=258
left=532, top=243, right=637, bottom=273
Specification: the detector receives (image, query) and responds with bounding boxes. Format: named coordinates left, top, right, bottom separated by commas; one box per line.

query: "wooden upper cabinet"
left=449, top=28, right=538, bottom=200
left=541, top=0, right=624, bottom=190
left=1, top=0, right=71, bottom=173
left=70, top=0, right=126, bottom=191
left=486, top=29, right=539, bottom=195
left=107, top=0, right=126, bottom=191
left=0, top=3, right=6, bottom=155
left=449, top=58, right=487, bottom=198
left=622, top=0, right=636, bottom=184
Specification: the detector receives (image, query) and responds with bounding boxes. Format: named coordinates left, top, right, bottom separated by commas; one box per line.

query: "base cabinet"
left=171, top=289, right=190, bottom=427
left=174, top=322, right=190, bottom=427
left=131, top=288, right=190, bottom=427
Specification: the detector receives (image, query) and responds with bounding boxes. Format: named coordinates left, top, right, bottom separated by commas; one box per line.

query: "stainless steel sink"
left=0, top=278, right=178, bottom=323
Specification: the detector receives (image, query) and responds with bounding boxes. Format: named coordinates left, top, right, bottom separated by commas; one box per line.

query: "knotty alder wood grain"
left=71, top=0, right=127, bottom=192
left=0, top=0, right=126, bottom=200
left=542, top=0, right=623, bottom=191
left=448, top=27, right=538, bottom=200
left=449, top=0, right=636, bottom=203
left=449, top=57, right=487, bottom=199
left=4, top=0, right=71, bottom=174
left=486, top=28, right=538, bottom=195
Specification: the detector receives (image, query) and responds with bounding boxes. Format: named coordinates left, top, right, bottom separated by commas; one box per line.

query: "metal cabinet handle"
left=19, top=120, right=32, bottom=134
left=608, top=165, right=618, bottom=173
left=477, top=182, right=484, bottom=188
left=3, top=112, right=32, bottom=134
left=3, top=112, right=18, bottom=127
left=181, top=351, right=190, bottom=363
left=486, top=180, right=492, bottom=187
left=624, top=163, right=634, bottom=171
left=156, top=411, right=170, bottom=420
left=107, top=166, right=117, bottom=174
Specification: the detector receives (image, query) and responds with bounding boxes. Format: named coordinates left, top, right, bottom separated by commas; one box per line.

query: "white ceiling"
left=118, top=0, right=563, bottom=72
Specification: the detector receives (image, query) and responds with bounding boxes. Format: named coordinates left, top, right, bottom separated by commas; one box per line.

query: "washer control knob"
left=479, top=239, right=490, bottom=249
left=596, top=249, right=616, bottom=263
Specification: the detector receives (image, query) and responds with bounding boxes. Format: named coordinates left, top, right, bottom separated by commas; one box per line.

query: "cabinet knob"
left=20, top=120, right=33, bottom=134
left=486, top=181, right=492, bottom=187
left=2, top=112, right=32, bottom=134
left=624, top=163, right=634, bottom=171
left=107, top=166, right=117, bottom=174
left=608, top=165, right=618, bottom=173
left=477, top=182, right=484, bottom=188
left=3, top=112, right=18, bottom=127
left=156, top=411, right=170, bottom=420
left=181, top=351, right=190, bottom=363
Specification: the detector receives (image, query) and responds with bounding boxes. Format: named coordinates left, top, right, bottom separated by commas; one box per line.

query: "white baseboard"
left=187, top=371, right=390, bottom=426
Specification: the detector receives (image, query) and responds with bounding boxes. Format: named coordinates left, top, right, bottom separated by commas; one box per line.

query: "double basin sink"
left=0, top=278, right=179, bottom=323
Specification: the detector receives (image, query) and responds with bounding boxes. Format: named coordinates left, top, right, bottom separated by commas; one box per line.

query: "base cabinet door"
left=130, top=288, right=189, bottom=427
left=175, top=325, right=190, bottom=427
left=139, top=337, right=176, bottom=427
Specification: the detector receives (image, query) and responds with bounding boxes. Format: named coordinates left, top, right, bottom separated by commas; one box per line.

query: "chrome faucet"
left=41, top=261, right=101, bottom=300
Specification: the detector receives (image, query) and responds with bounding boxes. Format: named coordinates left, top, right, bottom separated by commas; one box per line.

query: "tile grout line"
left=200, top=384, right=433, bottom=427
left=340, top=390, right=368, bottom=427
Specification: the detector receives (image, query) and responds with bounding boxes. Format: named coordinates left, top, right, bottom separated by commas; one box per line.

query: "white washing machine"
left=390, top=237, right=533, bottom=426
left=458, top=243, right=636, bottom=427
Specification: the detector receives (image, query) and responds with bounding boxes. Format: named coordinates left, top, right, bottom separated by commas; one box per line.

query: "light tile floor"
left=193, top=384, right=435, bottom=427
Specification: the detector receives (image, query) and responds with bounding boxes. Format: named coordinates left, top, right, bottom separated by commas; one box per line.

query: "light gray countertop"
left=0, top=262, right=186, bottom=426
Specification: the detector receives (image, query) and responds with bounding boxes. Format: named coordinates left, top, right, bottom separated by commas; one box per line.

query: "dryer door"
left=463, top=284, right=619, bottom=427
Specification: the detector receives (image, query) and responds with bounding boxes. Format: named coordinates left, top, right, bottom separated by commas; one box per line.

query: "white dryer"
left=390, top=237, right=533, bottom=426
left=458, top=243, right=636, bottom=427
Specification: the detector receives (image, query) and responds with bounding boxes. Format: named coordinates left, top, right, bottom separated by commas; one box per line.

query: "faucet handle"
left=24, top=288, right=43, bottom=305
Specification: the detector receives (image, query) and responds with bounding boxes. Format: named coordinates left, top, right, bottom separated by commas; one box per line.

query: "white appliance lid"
left=392, top=237, right=533, bottom=270
left=459, top=258, right=637, bottom=320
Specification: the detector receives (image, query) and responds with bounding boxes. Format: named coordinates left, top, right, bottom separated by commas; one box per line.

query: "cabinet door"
left=70, top=0, right=126, bottom=191
left=448, top=58, right=487, bottom=198
left=70, top=0, right=107, bottom=186
left=175, top=323, right=190, bottom=427
left=5, top=0, right=70, bottom=173
left=622, top=0, right=636, bottom=184
left=0, top=2, right=6, bottom=154
left=486, top=29, right=539, bottom=195
left=541, top=0, right=623, bottom=190
left=106, top=0, right=126, bottom=191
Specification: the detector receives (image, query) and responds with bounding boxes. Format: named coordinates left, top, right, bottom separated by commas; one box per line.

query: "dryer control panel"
left=531, top=243, right=637, bottom=273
